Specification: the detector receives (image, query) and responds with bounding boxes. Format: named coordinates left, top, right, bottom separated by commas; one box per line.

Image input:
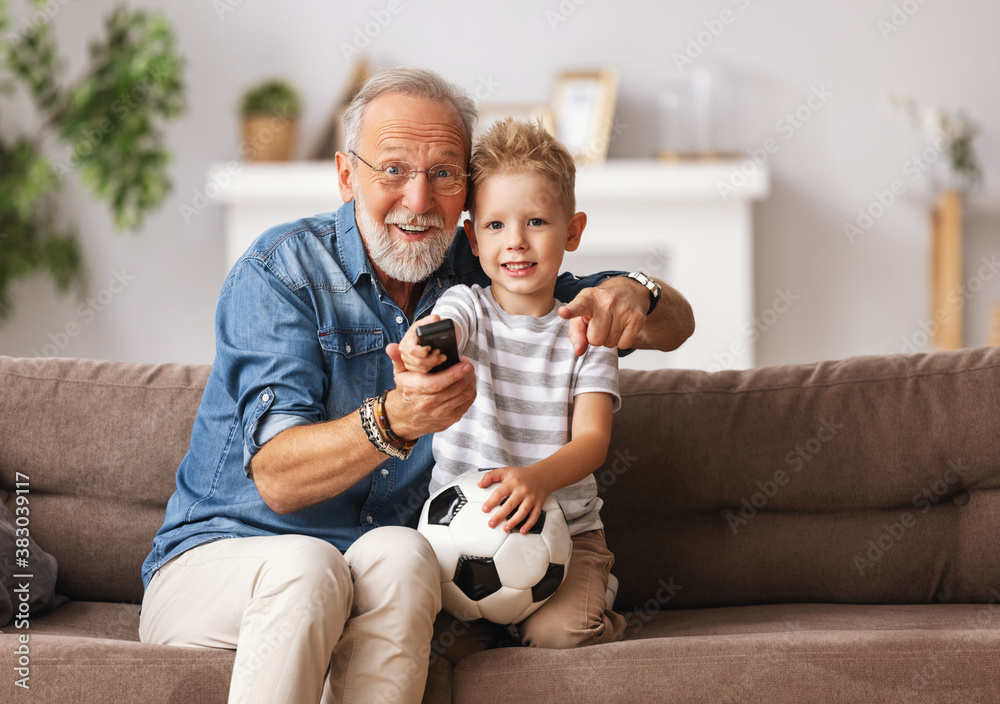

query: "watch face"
left=629, top=272, right=660, bottom=315
left=630, top=272, right=656, bottom=291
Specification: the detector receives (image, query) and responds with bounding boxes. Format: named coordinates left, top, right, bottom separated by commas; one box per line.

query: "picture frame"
left=548, top=68, right=620, bottom=163
left=473, top=102, right=552, bottom=141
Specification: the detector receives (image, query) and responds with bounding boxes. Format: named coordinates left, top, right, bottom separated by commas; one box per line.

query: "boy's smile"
left=465, top=172, right=586, bottom=317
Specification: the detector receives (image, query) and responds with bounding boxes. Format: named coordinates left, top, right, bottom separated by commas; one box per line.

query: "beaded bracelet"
left=359, top=395, right=414, bottom=460
left=375, top=390, right=415, bottom=449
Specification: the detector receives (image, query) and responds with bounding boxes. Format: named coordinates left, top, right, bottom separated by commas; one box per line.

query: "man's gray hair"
left=342, top=66, right=478, bottom=162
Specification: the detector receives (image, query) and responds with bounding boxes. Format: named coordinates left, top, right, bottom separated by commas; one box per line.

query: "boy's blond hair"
left=468, top=117, right=576, bottom=217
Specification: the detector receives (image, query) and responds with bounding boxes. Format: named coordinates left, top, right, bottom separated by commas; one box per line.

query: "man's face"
left=341, top=93, right=469, bottom=284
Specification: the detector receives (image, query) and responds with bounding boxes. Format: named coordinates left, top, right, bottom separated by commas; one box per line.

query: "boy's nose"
left=505, top=227, right=527, bottom=249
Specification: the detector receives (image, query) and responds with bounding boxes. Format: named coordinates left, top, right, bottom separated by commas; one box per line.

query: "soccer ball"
left=417, top=470, right=572, bottom=625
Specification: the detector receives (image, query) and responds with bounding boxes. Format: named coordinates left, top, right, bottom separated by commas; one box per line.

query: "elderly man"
left=139, top=67, right=694, bottom=703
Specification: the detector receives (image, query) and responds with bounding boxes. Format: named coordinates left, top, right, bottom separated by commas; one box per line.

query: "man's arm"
left=224, top=252, right=477, bottom=515
left=252, top=356, right=475, bottom=514
left=559, top=275, right=695, bottom=355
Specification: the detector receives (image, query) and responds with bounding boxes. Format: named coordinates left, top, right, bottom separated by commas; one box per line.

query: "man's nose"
left=400, top=173, right=433, bottom=213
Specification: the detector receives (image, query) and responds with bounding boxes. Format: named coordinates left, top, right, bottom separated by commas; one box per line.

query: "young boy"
left=399, top=117, right=625, bottom=648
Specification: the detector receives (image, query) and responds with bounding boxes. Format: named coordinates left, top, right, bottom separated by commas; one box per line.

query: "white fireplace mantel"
left=209, top=159, right=769, bottom=371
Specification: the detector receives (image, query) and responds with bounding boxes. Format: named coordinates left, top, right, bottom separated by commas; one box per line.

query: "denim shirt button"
left=366, top=515, right=373, bottom=524
left=262, top=394, right=269, bottom=403
left=345, top=344, right=352, bottom=354
left=396, top=316, right=403, bottom=324
left=381, top=468, right=389, bottom=477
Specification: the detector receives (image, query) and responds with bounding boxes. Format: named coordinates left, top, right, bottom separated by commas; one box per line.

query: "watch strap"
left=627, top=271, right=662, bottom=315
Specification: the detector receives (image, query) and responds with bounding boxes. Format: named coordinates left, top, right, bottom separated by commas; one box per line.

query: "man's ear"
left=335, top=151, right=356, bottom=203
left=565, top=211, right=587, bottom=252
left=463, top=219, right=479, bottom=256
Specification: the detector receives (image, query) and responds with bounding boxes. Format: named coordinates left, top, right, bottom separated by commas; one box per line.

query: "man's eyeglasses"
left=349, top=151, right=469, bottom=196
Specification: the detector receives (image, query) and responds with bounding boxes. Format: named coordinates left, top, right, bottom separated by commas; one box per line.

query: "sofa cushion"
left=0, top=356, right=210, bottom=603
left=0, top=634, right=233, bottom=704
left=619, top=601, right=1000, bottom=641
left=597, top=347, right=1000, bottom=611
left=0, top=601, right=452, bottom=704
left=27, top=601, right=141, bottom=641
left=454, top=626, right=1000, bottom=704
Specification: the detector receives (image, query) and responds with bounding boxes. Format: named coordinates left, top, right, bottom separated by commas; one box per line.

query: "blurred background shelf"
left=210, top=159, right=770, bottom=371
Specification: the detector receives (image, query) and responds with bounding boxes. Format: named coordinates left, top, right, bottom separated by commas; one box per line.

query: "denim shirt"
left=141, top=199, right=622, bottom=589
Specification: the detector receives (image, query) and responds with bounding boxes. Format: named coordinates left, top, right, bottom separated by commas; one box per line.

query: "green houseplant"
left=884, top=92, right=983, bottom=194
left=239, top=78, right=301, bottom=162
left=0, top=0, right=185, bottom=321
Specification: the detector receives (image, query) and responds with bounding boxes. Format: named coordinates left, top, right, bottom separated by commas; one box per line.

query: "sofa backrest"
left=4, top=349, right=1000, bottom=611
left=598, top=346, right=1000, bottom=612
left=0, top=356, right=209, bottom=604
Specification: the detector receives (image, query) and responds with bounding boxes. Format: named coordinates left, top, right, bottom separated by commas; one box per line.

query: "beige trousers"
left=518, top=529, right=626, bottom=648
left=139, top=527, right=442, bottom=704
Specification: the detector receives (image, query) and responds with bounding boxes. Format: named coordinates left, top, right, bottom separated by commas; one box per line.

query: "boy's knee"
left=517, top=602, right=619, bottom=649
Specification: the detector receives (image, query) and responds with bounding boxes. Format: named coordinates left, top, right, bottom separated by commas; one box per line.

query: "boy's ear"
left=463, top=219, right=479, bottom=256
left=565, top=212, right=587, bottom=252
left=335, top=151, right=356, bottom=203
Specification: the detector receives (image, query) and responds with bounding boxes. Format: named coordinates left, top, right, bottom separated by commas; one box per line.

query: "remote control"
left=415, top=319, right=460, bottom=373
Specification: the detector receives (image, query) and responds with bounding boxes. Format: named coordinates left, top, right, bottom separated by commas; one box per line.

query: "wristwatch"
left=626, top=271, right=662, bottom=316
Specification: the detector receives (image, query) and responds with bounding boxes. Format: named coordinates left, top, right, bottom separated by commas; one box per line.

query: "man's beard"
left=353, top=180, right=456, bottom=284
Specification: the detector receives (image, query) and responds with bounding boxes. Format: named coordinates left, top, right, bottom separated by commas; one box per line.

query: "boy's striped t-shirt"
left=428, top=284, right=620, bottom=535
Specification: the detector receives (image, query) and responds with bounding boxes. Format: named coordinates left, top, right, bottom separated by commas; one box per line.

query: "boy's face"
left=464, top=172, right=585, bottom=316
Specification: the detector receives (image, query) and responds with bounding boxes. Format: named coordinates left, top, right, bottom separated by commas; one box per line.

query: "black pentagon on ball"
left=510, top=509, right=546, bottom=535
left=531, top=563, right=565, bottom=602
left=428, top=487, right=467, bottom=526
left=454, top=556, right=503, bottom=601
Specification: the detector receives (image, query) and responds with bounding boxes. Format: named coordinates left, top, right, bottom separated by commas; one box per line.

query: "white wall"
left=1, top=0, right=998, bottom=367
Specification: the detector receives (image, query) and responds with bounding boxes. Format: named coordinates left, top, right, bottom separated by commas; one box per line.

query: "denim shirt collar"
left=335, top=199, right=376, bottom=287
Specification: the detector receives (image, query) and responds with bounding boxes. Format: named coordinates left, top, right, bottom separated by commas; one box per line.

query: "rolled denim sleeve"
left=215, top=257, right=328, bottom=476
left=553, top=269, right=625, bottom=302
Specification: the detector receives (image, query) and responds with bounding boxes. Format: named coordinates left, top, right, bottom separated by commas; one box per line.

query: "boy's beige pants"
left=139, top=527, right=441, bottom=704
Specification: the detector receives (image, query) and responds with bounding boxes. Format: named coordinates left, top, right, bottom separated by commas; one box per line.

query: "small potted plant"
left=240, top=79, right=302, bottom=162
left=884, top=92, right=983, bottom=194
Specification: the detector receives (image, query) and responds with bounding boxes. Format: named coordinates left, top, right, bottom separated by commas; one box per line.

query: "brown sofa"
left=2, top=349, right=1000, bottom=703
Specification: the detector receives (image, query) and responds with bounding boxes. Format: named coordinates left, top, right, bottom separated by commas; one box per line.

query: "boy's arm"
left=477, top=392, right=614, bottom=533
left=397, top=285, right=474, bottom=372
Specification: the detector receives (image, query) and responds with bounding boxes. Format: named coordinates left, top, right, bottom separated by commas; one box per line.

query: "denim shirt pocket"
left=317, top=327, right=384, bottom=419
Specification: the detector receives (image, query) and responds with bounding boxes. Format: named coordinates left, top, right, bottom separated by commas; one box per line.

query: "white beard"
left=353, top=180, right=456, bottom=284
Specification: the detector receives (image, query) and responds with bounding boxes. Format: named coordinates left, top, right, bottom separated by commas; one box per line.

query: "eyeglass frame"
left=348, top=150, right=470, bottom=195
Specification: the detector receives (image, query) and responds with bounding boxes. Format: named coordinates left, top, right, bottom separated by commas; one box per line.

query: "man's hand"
left=478, top=466, right=551, bottom=534
left=558, top=277, right=648, bottom=356
left=384, top=343, right=476, bottom=440
left=559, top=275, right=695, bottom=355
